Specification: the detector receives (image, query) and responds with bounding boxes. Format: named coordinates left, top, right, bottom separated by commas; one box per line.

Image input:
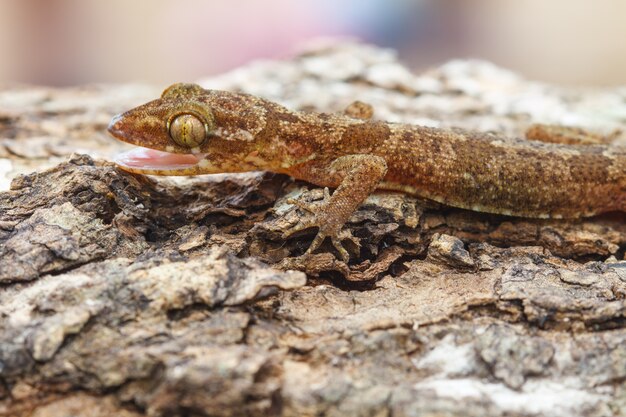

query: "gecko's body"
left=108, top=83, right=626, bottom=260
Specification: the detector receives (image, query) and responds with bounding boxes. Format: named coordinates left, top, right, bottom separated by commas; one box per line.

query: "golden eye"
left=169, top=114, right=206, bottom=148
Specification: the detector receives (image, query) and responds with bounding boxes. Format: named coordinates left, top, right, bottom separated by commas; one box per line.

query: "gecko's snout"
left=107, top=113, right=125, bottom=138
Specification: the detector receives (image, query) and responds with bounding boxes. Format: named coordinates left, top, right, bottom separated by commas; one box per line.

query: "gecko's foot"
left=283, top=188, right=351, bottom=262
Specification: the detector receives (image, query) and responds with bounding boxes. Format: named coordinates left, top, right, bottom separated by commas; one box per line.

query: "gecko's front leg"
left=284, top=154, right=388, bottom=262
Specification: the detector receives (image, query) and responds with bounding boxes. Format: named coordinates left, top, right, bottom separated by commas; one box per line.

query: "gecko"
left=108, top=83, right=626, bottom=261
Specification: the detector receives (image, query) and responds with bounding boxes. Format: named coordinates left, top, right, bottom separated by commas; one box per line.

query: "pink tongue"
left=114, top=147, right=201, bottom=169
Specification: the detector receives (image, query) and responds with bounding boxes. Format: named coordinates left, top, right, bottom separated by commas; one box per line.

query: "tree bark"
left=0, top=42, right=625, bottom=417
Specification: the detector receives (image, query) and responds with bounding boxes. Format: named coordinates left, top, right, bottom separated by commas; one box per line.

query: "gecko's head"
left=108, top=83, right=269, bottom=175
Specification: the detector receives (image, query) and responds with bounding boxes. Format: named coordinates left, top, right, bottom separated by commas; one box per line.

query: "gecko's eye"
left=168, top=113, right=207, bottom=148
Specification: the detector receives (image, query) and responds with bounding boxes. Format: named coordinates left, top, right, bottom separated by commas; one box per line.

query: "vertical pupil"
left=182, top=121, right=190, bottom=142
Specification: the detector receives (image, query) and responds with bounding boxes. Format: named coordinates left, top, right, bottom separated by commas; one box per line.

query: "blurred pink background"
left=1, top=0, right=626, bottom=87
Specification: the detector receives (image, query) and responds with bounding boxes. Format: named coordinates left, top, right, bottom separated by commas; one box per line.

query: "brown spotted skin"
left=108, top=83, right=626, bottom=258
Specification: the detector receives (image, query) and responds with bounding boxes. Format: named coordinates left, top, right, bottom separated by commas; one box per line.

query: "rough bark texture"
left=1, top=42, right=625, bottom=417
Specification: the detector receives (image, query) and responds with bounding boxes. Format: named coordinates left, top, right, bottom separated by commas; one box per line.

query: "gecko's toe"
left=331, top=237, right=350, bottom=263
left=286, top=187, right=331, bottom=214
left=286, top=198, right=316, bottom=214
left=301, top=230, right=352, bottom=263
left=282, top=218, right=317, bottom=239
left=305, top=231, right=327, bottom=255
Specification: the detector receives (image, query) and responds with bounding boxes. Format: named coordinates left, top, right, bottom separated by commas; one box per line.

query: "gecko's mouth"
left=114, top=147, right=205, bottom=172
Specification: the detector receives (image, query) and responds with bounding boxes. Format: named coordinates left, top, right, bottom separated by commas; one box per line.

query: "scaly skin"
left=108, top=83, right=626, bottom=261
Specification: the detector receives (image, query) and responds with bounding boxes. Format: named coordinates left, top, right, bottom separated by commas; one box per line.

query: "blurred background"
left=1, top=0, right=626, bottom=87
